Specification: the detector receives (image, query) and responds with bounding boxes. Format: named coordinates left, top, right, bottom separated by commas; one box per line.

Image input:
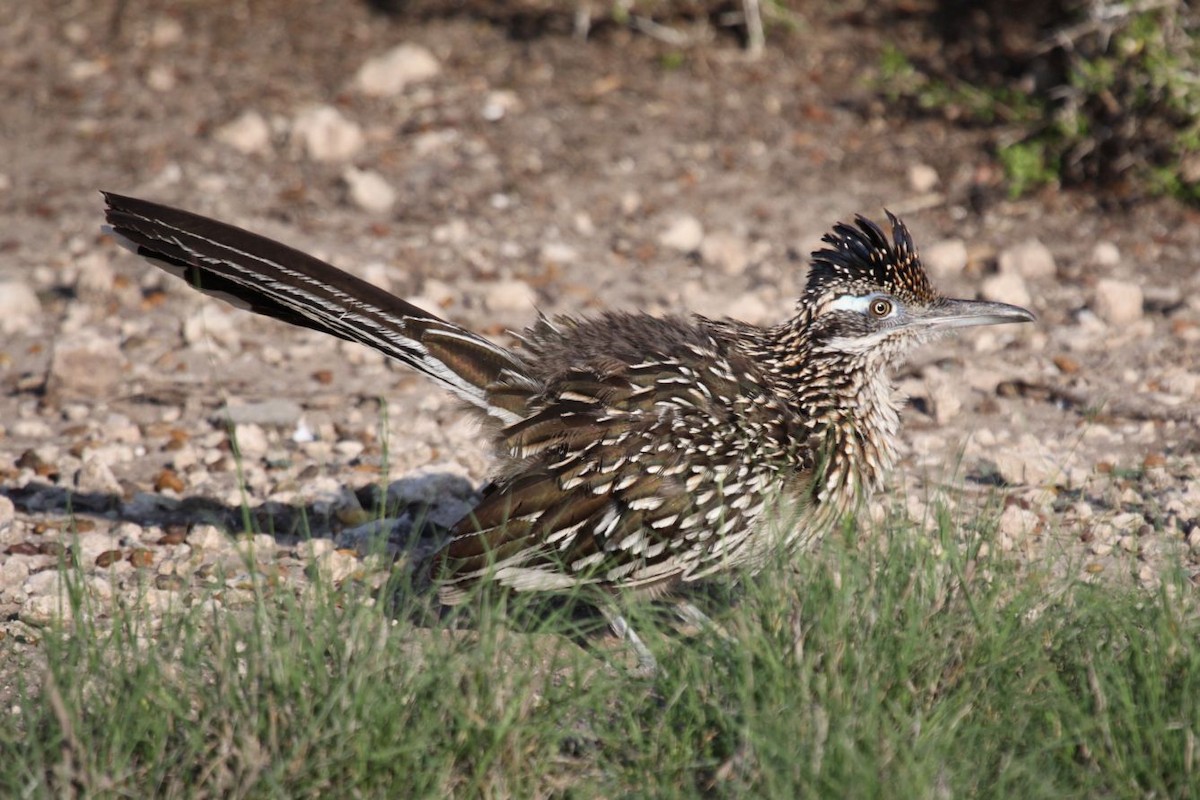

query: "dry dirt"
left=1, top=1, right=1199, bottom=649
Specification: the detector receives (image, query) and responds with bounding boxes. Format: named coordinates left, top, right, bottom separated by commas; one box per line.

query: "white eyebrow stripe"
left=827, top=294, right=876, bottom=314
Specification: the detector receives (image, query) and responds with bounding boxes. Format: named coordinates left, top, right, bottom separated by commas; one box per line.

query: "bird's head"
left=799, top=213, right=1034, bottom=364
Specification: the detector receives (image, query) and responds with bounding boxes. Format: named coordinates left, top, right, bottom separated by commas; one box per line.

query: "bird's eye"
left=869, top=298, right=893, bottom=317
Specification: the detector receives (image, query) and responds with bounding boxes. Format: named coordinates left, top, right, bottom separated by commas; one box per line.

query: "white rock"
left=73, top=251, right=115, bottom=300
left=1091, top=241, right=1120, bottom=267
left=183, top=305, right=242, bottom=349
left=540, top=242, right=578, bottom=264
left=998, top=239, right=1056, bottom=279
left=1092, top=278, right=1143, bottom=325
left=214, top=110, right=272, bottom=155
left=725, top=293, right=771, bottom=325
left=187, top=524, right=227, bottom=551
left=980, top=271, right=1031, bottom=308
left=700, top=230, right=751, bottom=275
left=353, top=43, right=441, bottom=96
left=220, top=398, right=303, bottom=427
left=75, top=530, right=122, bottom=564
left=998, top=504, right=1039, bottom=539
left=481, top=89, right=520, bottom=121
left=75, top=457, right=123, bottom=496
left=292, top=105, right=364, bottom=163
left=483, top=279, right=537, bottom=314
left=232, top=423, right=269, bottom=457
left=923, top=239, right=968, bottom=279
left=343, top=167, right=396, bottom=213
left=47, top=333, right=127, bottom=399
left=296, top=538, right=336, bottom=560
left=907, top=163, right=939, bottom=193
left=0, top=282, right=38, bottom=333
left=0, top=495, right=14, bottom=532
left=309, top=549, right=360, bottom=584
left=659, top=214, right=704, bottom=253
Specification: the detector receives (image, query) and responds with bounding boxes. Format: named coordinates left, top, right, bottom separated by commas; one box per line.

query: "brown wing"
left=434, top=341, right=807, bottom=603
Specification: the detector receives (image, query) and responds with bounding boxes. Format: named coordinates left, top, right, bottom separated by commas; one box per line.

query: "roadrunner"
left=103, top=192, right=1034, bottom=667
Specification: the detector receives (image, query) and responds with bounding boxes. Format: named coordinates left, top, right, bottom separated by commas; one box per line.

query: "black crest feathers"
left=806, top=213, right=936, bottom=303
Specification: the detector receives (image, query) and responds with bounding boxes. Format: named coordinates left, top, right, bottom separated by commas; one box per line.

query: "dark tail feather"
left=101, top=191, right=528, bottom=423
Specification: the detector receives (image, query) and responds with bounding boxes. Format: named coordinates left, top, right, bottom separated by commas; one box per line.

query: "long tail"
left=102, top=192, right=529, bottom=424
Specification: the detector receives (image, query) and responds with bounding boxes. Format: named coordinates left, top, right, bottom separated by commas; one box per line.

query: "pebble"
left=0, top=495, right=14, bottom=533
left=1091, top=241, right=1120, bottom=267
left=1092, top=278, right=1144, bottom=325
left=540, top=242, right=579, bottom=264
left=481, top=89, right=520, bottom=121
left=980, top=271, right=1031, bottom=308
left=483, top=279, right=538, bottom=315
left=307, top=549, right=362, bottom=584
left=75, top=456, right=123, bottom=496
left=292, top=105, right=364, bottom=163
left=659, top=214, right=704, bottom=253
left=343, top=167, right=396, bottom=213
left=386, top=469, right=478, bottom=510
left=907, top=163, right=939, bottom=193
left=187, top=524, right=227, bottom=550
left=700, top=230, right=751, bottom=275
left=352, top=43, right=440, bottom=96
left=213, top=110, right=272, bottom=155
left=46, top=333, right=128, bottom=399
left=0, top=281, right=42, bottom=333
left=998, top=239, right=1056, bottom=280
left=923, top=239, right=968, bottom=279
left=232, top=423, right=269, bottom=457
left=998, top=505, right=1039, bottom=539
left=182, top=305, right=242, bottom=349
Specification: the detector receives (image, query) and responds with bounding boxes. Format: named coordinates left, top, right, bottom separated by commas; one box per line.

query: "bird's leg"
left=673, top=600, right=733, bottom=642
left=604, top=609, right=658, bottom=677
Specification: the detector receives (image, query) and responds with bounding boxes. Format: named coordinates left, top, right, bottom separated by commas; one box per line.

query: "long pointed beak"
left=916, top=298, right=1036, bottom=330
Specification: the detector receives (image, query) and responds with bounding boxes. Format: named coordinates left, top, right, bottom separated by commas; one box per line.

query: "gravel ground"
left=2, top=3, right=1199, bottom=654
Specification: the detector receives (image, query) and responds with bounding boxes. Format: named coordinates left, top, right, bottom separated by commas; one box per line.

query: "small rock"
left=47, top=332, right=127, bottom=399
left=186, top=524, right=227, bottom=550
left=353, top=43, right=440, bottom=96
left=998, top=504, right=1039, bottom=539
left=659, top=214, right=704, bottom=253
left=1091, top=241, right=1120, bottom=267
left=183, top=305, right=242, bottom=349
left=980, top=272, right=1031, bottom=308
left=74, top=531, right=122, bottom=564
left=725, top=293, right=772, bottom=325
left=296, top=538, right=336, bottom=560
left=700, top=230, right=751, bottom=275
left=483, top=279, right=538, bottom=314
left=231, top=423, right=269, bottom=457
left=923, top=239, right=968, bottom=279
left=307, top=549, right=361, bottom=584
left=73, top=252, right=116, bottom=300
left=907, top=163, right=939, bottom=193
left=128, top=548, right=155, bottom=568
left=75, top=457, right=123, bottom=496
left=292, top=105, right=364, bottom=163
left=0, top=495, right=16, bottom=533
left=540, top=242, right=578, bottom=264
left=95, top=549, right=123, bottom=568
left=343, top=167, right=396, bottom=214
left=213, top=110, right=272, bottom=155
left=1092, top=278, right=1144, bottom=325
left=481, top=89, right=520, bottom=121
left=0, top=281, right=42, bottom=333
left=999, top=239, right=1056, bottom=280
